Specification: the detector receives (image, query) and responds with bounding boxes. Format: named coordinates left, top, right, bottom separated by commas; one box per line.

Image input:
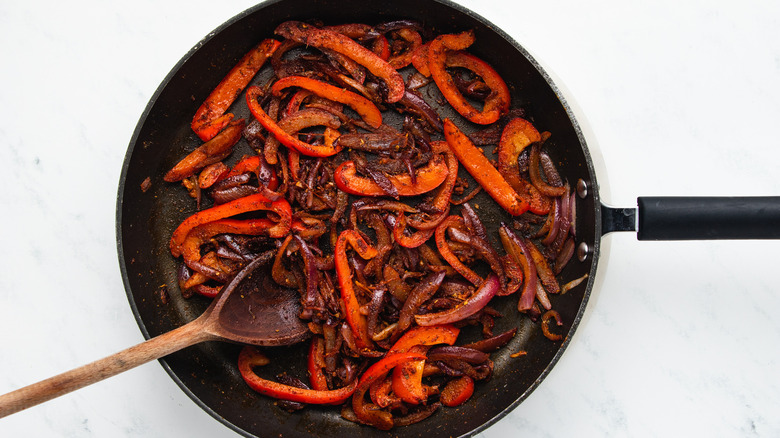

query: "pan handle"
left=632, top=196, right=780, bottom=240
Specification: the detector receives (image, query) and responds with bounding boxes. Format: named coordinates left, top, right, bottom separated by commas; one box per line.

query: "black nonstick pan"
left=116, top=0, right=780, bottom=437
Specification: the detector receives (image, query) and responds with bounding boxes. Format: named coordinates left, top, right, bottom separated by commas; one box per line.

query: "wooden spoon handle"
left=0, top=318, right=216, bottom=418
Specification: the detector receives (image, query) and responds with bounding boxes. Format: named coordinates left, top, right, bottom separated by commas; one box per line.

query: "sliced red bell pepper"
left=164, top=119, right=246, bottom=182
left=246, top=85, right=342, bottom=157
left=428, top=31, right=510, bottom=125
left=271, top=75, right=382, bottom=128
left=439, top=376, right=474, bottom=407
left=406, top=140, right=458, bottom=231
left=307, top=336, right=329, bottom=391
left=198, top=162, right=230, bottom=189
left=180, top=218, right=277, bottom=276
left=226, top=155, right=280, bottom=191
left=169, top=193, right=291, bottom=257
left=387, top=325, right=460, bottom=405
left=238, top=346, right=357, bottom=404
left=411, top=42, right=431, bottom=77
left=387, top=28, right=423, bottom=69
left=351, top=351, right=427, bottom=430
left=335, top=230, right=378, bottom=350
left=443, top=119, right=530, bottom=216
left=444, top=49, right=510, bottom=121
left=392, top=212, right=434, bottom=248
left=428, top=140, right=459, bottom=213
left=284, top=89, right=312, bottom=117
left=372, top=34, right=391, bottom=61
left=191, top=39, right=280, bottom=141
left=387, top=324, right=460, bottom=354
left=390, top=345, right=430, bottom=405
left=497, top=118, right=551, bottom=214
left=334, top=155, right=448, bottom=197
left=275, top=21, right=405, bottom=103
left=369, top=375, right=399, bottom=408
left=435, top=215, right=483, bottom=286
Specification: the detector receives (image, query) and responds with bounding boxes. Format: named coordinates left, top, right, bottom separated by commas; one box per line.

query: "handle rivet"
left=576, top=179, right=588, bottom=199
left=577, top=242, right=590, bottom=262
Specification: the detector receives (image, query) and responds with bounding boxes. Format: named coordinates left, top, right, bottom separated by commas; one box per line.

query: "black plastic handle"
left=636, top=196, right=780, bottom=240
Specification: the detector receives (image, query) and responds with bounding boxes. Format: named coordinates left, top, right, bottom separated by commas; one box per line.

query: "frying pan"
left=117, top=0, right=780, bottom=437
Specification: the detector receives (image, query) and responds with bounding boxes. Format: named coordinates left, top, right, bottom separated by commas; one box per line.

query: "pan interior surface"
left=117, top=0, right=600, bottom=436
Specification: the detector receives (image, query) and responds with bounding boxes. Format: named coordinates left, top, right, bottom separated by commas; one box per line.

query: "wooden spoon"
left=0, top=254, right=310, bottom=417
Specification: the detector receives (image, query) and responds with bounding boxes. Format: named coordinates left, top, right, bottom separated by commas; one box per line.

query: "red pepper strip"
left=352, top=351, right=427, bottom=430
left=238, top=346, right=357, bottom=404
left=443, top=119, right=530, bottom=216
left=272, top=75, right=382, bottom=128
left=308, top=337, right=329, bottom=391
left=390, top=345, right=429, bottom=404
left=229, top=155, right=280, bottom=191
left=429, top=140, right=459, bottom=212
left=284, top=88, right=308, bottom=114
left=439, top=376, right=475, bottom=407
left=411, top=42, right=431, bottom=77
left=388, top=325, right=459, bottom=405
left=387, top=324, right=460, bottom=354
left=369, top=375, right=399, bottom=408
left=170, top=193, right=289, bottom=257
left=428, top=31, right=509, bottom=125
left=407, top=140, right=458, bottom=230
left=435, top=215, right=483, bottom=286
left=387, top=28, right=422, bottom=69
left=164, top=119, right=247, bottom=182
left=498, top=118, right=551, bottom=215
left=291, top=217, right=328, bottom=240
left=181, top=218, right=276, bottom=277
left=392, top=212, right=435, bottom=248
left=198, top=162, right=230, bottom=189
left=246, top=85, right=342, bottom=157
left=373, top=34, right=391, bottom=61
left=181, top=217, right=287, bottom=250
left=335, top=230, right=378, bottom=350
left=191, top=39, right=280, bottom=142
left=334, top=155, right=448, bottom=197
left=274, top=21, right=405, bottom=103
left=444, top=49, right=510, bottom=122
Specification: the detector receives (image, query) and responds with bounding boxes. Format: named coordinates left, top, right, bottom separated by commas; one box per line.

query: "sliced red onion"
left=554, top=237, right=576, bottom=275
left=561, top=273, right=589, bottom=295
left=461, top=203, right=488, bottom=241
left=397, top=270, right=446, bottom=332
left=294, top=235, right=319, bottom=315
left=414, top=274, right=500, bottom=326
left=462, top=328, right=517, bottom=352
left=536, top=282, right=552, bottom=310
left=427, top=346, right=489, bottom=365
left=541, top=197, right=561, bottom=246
left=569, top=190, right=577, bottom=237
left=541, top=310, right=564, bottom=341
left=557, top=183, right=573, bottom=243
left=499, top=225, right=537, bottom=312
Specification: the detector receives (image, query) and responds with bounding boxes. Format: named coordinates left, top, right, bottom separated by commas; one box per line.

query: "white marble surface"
left=1, top=0, right=779, bottom=436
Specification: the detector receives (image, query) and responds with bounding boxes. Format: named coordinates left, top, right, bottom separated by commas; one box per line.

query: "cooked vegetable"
left=162, top=18, right=585, bottom=430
